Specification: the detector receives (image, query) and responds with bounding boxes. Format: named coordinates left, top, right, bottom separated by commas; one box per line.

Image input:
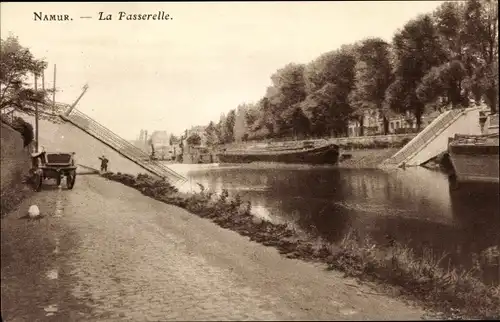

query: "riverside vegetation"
left=102, top=172, right=500, bottom=320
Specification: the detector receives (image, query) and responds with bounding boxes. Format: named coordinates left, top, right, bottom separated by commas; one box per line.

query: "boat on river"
left=216, top=141, right=340, bottom=165
left=448, top=113, right=499, bottom=184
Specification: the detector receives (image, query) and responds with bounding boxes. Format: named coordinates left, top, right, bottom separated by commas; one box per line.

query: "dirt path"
left=1, top=175, right=427, bottom=321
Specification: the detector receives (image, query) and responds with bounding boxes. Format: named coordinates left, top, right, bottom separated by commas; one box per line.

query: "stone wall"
left=0, top=122, right=32, bottom=215
left=224, top=133, right=416, bottom=151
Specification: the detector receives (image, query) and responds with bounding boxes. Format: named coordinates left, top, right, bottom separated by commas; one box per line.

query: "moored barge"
left=216, top=141, right=340, bottom=165
left=448, top=113, right=499, bottom=184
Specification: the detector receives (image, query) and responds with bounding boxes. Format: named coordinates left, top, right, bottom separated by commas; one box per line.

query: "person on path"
left=98, top=155, right=109, bottom=172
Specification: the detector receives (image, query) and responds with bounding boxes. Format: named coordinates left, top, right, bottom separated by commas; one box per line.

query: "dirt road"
left=1, top=175, right=427, bottom=321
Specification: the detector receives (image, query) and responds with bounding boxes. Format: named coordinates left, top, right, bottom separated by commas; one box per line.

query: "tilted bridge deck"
left=60, top=109, right=186, bottom=185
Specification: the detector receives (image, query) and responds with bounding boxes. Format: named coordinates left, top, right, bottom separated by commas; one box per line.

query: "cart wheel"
left=32, top=171, right=43, bottom=192
left=448, top=173, right=460, bottom=191
left=66, top=170, right=76, bottom=190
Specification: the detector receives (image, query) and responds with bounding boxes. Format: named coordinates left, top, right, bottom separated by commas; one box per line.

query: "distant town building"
left=131, top=129, right=149, bottom=152
left=180, top=125, right=215, bottom=164
left=183, top=125, right=207, bottom=147
left=150, top=130, right=170, bottom=146
left=129, top=129, right=181, bottom=160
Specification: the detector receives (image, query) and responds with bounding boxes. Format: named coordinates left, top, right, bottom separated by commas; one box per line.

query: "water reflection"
left=168, top=163, right=499, bottom=285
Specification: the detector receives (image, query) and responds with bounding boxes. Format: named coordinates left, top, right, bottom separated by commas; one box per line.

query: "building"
left=347, top=107, right=444, bottom=137
left=150, top=131, right=170, bottom=146
left=131, top=129, right=149, bottom=152
left=130, top=129, right=180, bottom=160
left=182, top=125, right=207, bottom=147
left=147, top=130, right=180, bottom=160
left=180, top=125, right=216, bottom=163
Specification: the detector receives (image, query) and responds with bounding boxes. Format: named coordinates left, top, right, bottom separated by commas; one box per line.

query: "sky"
left=1, top=1, right=445, bottom=140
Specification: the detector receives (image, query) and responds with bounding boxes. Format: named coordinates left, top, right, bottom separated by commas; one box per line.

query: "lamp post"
left=52, top=64, right=57, bottom=113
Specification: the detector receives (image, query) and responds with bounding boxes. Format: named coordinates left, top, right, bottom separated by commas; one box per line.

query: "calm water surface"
left=168, top=163, right=500, bottom=285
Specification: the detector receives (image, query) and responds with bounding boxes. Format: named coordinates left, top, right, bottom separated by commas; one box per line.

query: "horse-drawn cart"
left=29, top=151, right=77, bottom=191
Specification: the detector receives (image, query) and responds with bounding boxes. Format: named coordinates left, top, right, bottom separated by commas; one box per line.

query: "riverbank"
left=102, top=171, right=499, bottom=319
left=0, top=181, right=33, bottom=217
left=1, top=174, right=427, bottom=320
left=177, top=148, right=401, bottom=169
left=199, top=134, right=413, bottom=168
left=337, top=148, right=399, bottom=168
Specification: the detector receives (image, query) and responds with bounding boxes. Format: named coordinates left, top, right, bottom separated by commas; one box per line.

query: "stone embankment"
left=101, top=171, right=500, bottom=320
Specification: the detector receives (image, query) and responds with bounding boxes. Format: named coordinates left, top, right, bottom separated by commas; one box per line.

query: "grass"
left=337, top=138, right=411, bottom=150
left=102, top=171, right=500, bottom=320
left=0, top=180, right=33, bottom=217
left=330, top=231, right=500, bottom=319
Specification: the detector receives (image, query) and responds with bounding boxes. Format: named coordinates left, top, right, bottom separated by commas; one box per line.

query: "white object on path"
left=28, top=205, right=41, bottom=219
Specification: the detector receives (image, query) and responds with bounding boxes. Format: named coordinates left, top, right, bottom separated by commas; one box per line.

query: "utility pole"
left=64, top=84, right=89, bottom=116
left=52, top=64, right=56, bottom=113
left=34, top=73, right=39, bottom=153
left=42, top=68, right=45, bottom=91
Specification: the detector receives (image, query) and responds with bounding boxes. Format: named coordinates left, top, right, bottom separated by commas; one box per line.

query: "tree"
left=386, top=14, right=447, bottom=130
left=348, top=89, right=368, bottom=136
left=280, top=104, right=310, bottom=138
left=244, top=105, right=259, bottom=130
left=186, top=133, right=202, bottom=146
left=304, top=45, right=357, bottom=95
left=416, top=60, right=468, bottom=108
left=168, top=134, right=178, bottom=146
left=0, top=36, right=50, bottom=110
left=417, top=1, right=476, bottom=109
left=417, top=0, right=498, bottom=113
left=303, top=47, right=357, bottom=136
left=204, top=121, right=218, bottom=146
left=349, top=38, right=394, bottom=135
left=10, top=116, right=34, bottom=147
left=223, top=109, right=236, bottom=143
left=215, top=113, right=226, bottom=144
left=233, top=104, right=249, bottom=142
left=302, top=82, right=353, bottom=137
left=249, top=96, right=275, bottom=139
left=461, top=0, right=498, bottom=112
left=266, top=63, right=307, bottom=137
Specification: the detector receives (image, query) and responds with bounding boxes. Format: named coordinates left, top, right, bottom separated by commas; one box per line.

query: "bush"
left=10, top=117, right=34, bottom=147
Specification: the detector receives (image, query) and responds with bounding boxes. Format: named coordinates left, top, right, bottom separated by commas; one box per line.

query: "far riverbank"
left=181, top=133, right=415, bottom=168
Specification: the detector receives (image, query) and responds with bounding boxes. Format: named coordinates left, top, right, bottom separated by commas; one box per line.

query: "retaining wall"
left=1, top=122, right=31, bottom=192
left=1, top=122, right=32, bottom=215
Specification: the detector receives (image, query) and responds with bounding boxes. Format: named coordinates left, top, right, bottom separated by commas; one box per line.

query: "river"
left=168, top=163, right=500, bottom=286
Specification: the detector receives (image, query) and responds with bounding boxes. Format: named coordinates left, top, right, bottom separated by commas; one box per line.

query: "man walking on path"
left=98, top=155, right=109, bottom=173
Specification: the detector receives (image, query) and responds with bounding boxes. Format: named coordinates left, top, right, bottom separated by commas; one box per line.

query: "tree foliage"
left=204, top=121, right=218, bottom=146
left=195, top=0, right=498, bottom=143
left=0, top=36, right=51, bottom=111
left=168, top=134, right=179, bottom=146
left=10, top=116, right=34, bottom=147
left=349, top=38, right=394, bottom=134
left=186, top=133, right=201, bottom=146
left=386, top=14, right=447, bottom=130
